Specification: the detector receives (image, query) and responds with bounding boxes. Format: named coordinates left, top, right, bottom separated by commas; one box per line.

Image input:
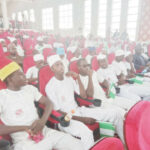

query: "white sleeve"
left=26, top=68, right=32, bottom=79
left=71, top=78, right=80, bottom=95
left=0, top=93, right=3, bottom=114
left=29, top=86, right=42, bottom=102
left=96, top=70, right=105, bottom=83
left=45, top=84, right=61, bottom=110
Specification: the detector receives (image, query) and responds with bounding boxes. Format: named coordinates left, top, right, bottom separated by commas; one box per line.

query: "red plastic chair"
left=43, top=48, right=55, bottom=60
left=23, top=56, right=35, bottom=73
left=82, top=48, right=89, bottom=58
left=67, top=51, right=74, bottom=61
left=91, top=56, right=100, bottom=71
left=0, top=80, right=6, bottom=90
left=90, top=137, right=124, bottom=150
left=124, top=101, right=150, bottom=150
left=69, top=60, right=79, bottom=74
left=108, top=53, right=115, bottom=64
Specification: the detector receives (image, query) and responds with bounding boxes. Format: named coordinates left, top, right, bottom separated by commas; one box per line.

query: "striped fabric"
left=99, top=122, right=115, bottom=138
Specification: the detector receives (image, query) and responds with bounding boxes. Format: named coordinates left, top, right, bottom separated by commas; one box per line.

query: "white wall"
left=7, top=0, right=85, bottom=36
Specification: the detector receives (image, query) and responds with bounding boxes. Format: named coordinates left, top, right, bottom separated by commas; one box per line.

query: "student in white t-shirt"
left=85, top=47, right=97, bottom=65
left=77, top=58, right=137, bottom=111
left=56, top=48, right=69, bottom=73
left=45, top=55, right=125, bottom=147
left=0, top=39, right=7, bottom=53
left=112, top=50, right=150, bottom=101
left=10, top=38, right=24, bottom=57
left=0, top=58, right=83, bottom=150
left=68, top=47, right=81, bottom=62
left=35, top=37, right=45, bottom=54
left=26, top=54, right=45, bottom=84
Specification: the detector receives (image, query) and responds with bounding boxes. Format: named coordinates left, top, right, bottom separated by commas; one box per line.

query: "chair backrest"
left=23, top=56, right=35, bottom=73
left=82, top=48, right=89, bottom=58
left=90, top=137, right=124, bottom=150
left=67, top=51, right=74, bottom=61
left=0, top=80, right=6, bottom=90
left=124, top=101, right=150, bottom=150
left=43, top=48, right=55, bottom=60
left=69, top=60, right=79, bottom=74
left=38, top=65, right=54, bottom=96
left=91, top=56, right=100, bottom=71
left=108, top=53, right=115, bottom=64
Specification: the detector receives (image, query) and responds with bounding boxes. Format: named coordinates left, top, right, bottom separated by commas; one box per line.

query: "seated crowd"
left=0, top=29, right=150, bottom=150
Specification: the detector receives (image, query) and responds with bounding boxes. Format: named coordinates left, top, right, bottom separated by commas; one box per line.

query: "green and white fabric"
left=99, top=122, right=115, bottom=138
left=130, top=76, right=144, bottom=85
left=109, top=83, right=116, bottom=99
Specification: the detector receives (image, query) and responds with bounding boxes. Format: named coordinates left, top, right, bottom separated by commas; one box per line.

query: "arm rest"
left=75, top=94, right=102, bottom=107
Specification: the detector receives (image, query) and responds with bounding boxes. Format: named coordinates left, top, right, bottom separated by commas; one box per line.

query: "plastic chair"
left=90, top=137, right=124, bottom=150
left=108, top=53, right=115, bottom=64
left=124, top=101, right=150, bottom=150
left=69, top=60, right=79, bottom=74
left=91, top=56, right=100, bottom=71
left=38, top=65, right=100, bottom=141
left=23, top=56, right=35, bottom=73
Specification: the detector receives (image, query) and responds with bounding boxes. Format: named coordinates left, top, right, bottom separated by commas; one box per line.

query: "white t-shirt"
left=70, top=56, right=81, bottom=62
left=97, top=66, right=118, bottom=84
left=3, top=47, right=7, bottom=52
left=53, top=42, right=64, bottom=48
left=16, top=45, right=24, bottom=57
left=78, top=72, right=107, bottom=101
left=26, top=66, right=39, bottom=79
left=0, top=85, right=42, bottom=142
left=45, top=76, right=79, bottom=112
left=61, top=57, right=69, bottom=73
left=85, top=55, right=93, bottom=64
left=35, top=44, right=44, bottom=53
left=112, top=61, right=128, bottom=76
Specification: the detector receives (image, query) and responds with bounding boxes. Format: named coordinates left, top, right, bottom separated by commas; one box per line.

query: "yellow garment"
left=0, top=62, right=20, bottom=81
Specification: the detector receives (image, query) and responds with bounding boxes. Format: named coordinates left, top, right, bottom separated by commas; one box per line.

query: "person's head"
left=115, top=49, right=124, bottom=62
left=125, top=51, right=133, bottom=62
left=135, top=44, right=142, bottom=55
left=47, top=55, right=64, bottom=80
left=0, top=58, right=27, bottom=90
left=56, top=47, right=65, bottom=59
left=0, top=39, right=6, bottom=47
left=74, top=48, right=81, bottom=58
left=8, top=43, right=17, bottom=55
left=98, top=54, right=108, bottom=69
left=37, top=37, right=43, bottom=45
left=77, top=58, right=90, bottom=76
left=88, top=47, right=96, bottom=56
left=11, top=39, right=17, bottom=46
left=33, top=54, right=45, bottom=69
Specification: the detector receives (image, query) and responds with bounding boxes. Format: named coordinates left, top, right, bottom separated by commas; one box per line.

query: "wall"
left=137, top=0, right=150, bottom=41
left=7, top=0, right=85, bottom=36
left=6, top=0, right=150, bottom=40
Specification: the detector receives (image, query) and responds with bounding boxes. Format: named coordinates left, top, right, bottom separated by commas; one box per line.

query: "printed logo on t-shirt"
left=61, top=96, right=66, bottom=101
left=15, top=109, right=23, bottom=116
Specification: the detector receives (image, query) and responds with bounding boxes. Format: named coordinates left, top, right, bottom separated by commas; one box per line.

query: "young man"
left=35, top=37, right=45, bottom=54
left=77, top=58, right=136, bottom=111
left=111, top=50, right=150, bottom=101
left=56, top=48, right=69, bottom=73
left=0, top=57, right=83, bottom=150
left=26, top=54, right=45, bottom=84
left=9, top=37, right=24, bottom=57
left=133, top=44, right=150, bottom=71
left=68, top=47, right=81, bottom=62
left=45, top=55, right=125, bottom=148
left=0, top=39, right=7, bottom=53
left=7, top=43, right=23, bottom=66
